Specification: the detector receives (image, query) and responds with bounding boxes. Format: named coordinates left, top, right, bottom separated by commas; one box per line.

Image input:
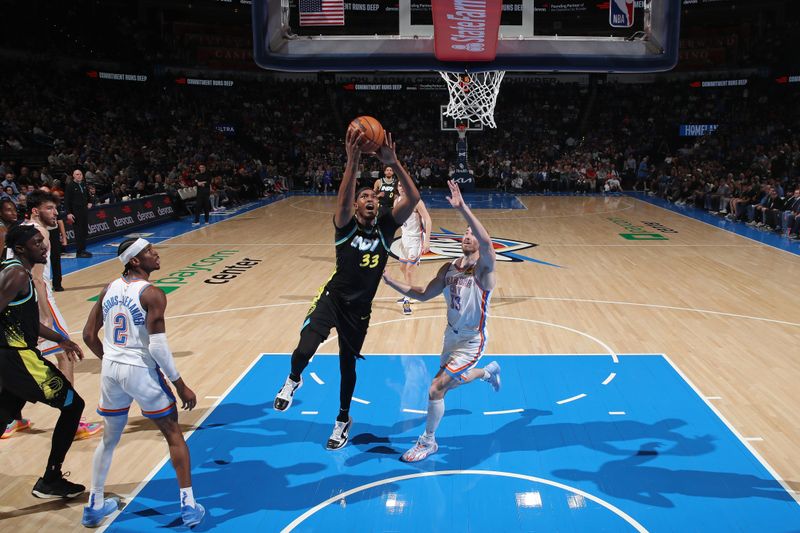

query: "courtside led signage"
left=689, top=79, right=747, bottom=88
left=86, top=71, right=147, bottom=82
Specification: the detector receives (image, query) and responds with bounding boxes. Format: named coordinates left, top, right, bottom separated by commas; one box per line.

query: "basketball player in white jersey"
left=22, top=190, right=102, bottom=440
left=81, top=238, right=204, bottom=528
left=382, top=180, right=500, bottom=462
left=393, top=183, right=432, bottom=315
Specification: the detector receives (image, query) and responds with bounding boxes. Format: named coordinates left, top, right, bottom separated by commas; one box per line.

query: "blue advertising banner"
left=679, top=124, right=719, bottom=136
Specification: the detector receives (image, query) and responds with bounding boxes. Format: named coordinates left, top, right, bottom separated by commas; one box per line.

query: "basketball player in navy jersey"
left=274, top=128, right=421, bottom=450
left=374, top=165, right=399, bottom=216
left=0, top=225, right=87, bottom=498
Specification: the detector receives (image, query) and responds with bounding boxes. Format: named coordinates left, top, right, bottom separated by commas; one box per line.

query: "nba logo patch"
left=609, top=0, right=634, bottom=28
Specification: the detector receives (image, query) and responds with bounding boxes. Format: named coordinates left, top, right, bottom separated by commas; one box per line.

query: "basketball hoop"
left=440, top=70, right=505, bottom=129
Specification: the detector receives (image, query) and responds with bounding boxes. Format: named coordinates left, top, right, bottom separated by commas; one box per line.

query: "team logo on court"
left=390, top=229, right=561, bottom=267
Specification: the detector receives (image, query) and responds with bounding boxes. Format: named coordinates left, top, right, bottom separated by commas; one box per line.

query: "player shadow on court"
left=553, top=442, right=796, bottom=507
left=345, top=408, right=473, bottom=464
left=340, top=410, right=719, bottom=473
left=124, top=416, right=197, bottom=435
left=0, top=499, right=82, bottom=520
left=111, top=401, right=420, bottom=529
left=0, top=471, right=87, bottom=520
left=425, top=412, right=717, bottom=470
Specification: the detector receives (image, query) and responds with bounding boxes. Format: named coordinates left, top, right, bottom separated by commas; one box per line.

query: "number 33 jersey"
left=102, top=277, right=155, bottom=368
left=325, top=213, right=400, bottom=308
left=443, top=259, right=492, bottom=333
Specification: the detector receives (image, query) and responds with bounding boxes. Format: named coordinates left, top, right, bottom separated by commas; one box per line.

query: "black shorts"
left=0, top=348, right=75, bottom=424
left=303, top=290, right=371, bottom=360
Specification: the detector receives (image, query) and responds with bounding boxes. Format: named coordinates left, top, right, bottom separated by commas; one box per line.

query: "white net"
left=439, top=71, right=505, bottom=129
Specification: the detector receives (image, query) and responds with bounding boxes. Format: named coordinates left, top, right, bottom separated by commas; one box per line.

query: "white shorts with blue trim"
left=440, top=326, right=488, bottom=382
left=39, top=285, right=70, bottom=357
left=399, top=236, right=422, bottom=265
left=97, top=359, right=176, bottom=419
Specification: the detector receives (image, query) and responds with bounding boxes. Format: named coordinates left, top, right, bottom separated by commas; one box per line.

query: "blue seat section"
left=421, top=191, right=527, bottom=210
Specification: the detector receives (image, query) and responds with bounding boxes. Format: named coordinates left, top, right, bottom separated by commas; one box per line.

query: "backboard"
left=441, top=105, right=484, bottom=132
left=253, top=0, right=680, bottom=73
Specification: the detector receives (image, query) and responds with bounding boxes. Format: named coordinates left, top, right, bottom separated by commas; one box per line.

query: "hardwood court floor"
left=1, top=194, right=798, bottom=530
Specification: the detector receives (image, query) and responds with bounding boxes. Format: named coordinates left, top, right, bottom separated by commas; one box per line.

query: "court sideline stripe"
left=313, top=314, right=621, bottom=365
left=98, top=353, right=266, bottom=531
left=662, top=354, right=800, bottom=505
left=62, top=197, right=292, bottom=278
left=630, top=195, right=800, bottom=258
left=495, top=296, right=800, bottom=328
left=289, top=196, right=637, bottom=220
left=68, top=296, right=799, bottom=341
left=155, top=242, right=753, bottom=248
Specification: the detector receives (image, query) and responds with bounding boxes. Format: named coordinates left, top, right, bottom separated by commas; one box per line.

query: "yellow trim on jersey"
left=5, top=327, right=27, bottom=349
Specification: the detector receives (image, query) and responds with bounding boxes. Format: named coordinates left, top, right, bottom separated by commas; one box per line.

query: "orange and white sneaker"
left=400, top=434, right=438, bottom=462
left=2, top=418, right=32, bottom=439
left=74, top=420, right=103, bottom=440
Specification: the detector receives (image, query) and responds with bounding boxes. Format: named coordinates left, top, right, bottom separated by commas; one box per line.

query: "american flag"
left=299, top=0, right=345, bottom=26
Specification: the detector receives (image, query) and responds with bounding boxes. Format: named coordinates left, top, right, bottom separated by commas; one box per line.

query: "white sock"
left=89, top=488, right=105, bottom=510
left=180, top=486, right=196, bottom=508
left=90, top=415, right=127, bottom=506
left=423, top=399, right=444, bottom=439
left=480, top=368, right=491, bottom=381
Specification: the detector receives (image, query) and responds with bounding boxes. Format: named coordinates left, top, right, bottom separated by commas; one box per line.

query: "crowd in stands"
left=1, top=53, right=798, bottom=238
left=0, top=61, right=288, bottom=221
left=633, top=81, right=800, bottom=238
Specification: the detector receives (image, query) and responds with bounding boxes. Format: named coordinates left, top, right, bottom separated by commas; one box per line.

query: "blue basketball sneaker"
left=81, top=496, right=119, bottom=528
left=181, top=502, right=206, bottom=528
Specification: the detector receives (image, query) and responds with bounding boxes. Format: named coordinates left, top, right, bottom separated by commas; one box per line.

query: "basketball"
left=347, top=115, right=385, bottom=153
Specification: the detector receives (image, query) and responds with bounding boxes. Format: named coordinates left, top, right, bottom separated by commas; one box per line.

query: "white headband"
left=119, top=238, right=150, bottom=265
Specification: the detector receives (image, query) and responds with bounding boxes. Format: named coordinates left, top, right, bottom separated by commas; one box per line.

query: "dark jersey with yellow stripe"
left=0, top=258, right=39, bottom=350
left=324, top=213, right=399, bottom=308
left=377, top=177, right=398, bottom=210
